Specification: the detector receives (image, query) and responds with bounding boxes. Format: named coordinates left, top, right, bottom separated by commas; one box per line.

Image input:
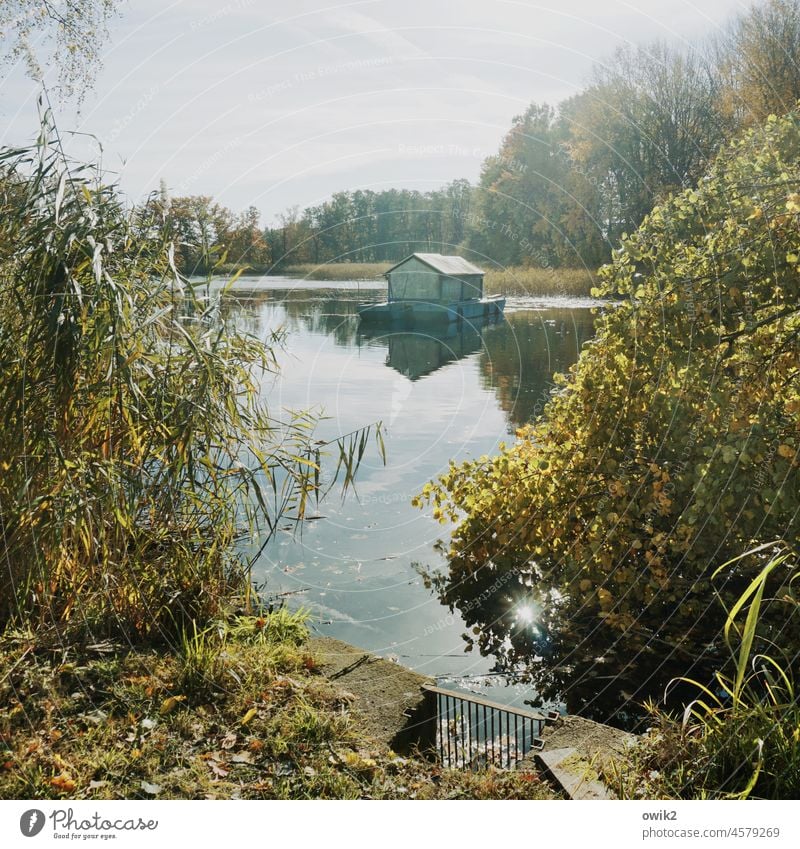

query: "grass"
left=0, top=612, right=556, bottom=800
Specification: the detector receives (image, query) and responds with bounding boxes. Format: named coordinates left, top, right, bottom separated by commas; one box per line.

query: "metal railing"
left=423, top=684, right=558, bottom=769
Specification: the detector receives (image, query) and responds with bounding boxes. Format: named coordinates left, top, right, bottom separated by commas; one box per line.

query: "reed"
left=0, top=114, right=376, bottom=643
left=483, top=266, right=597, bottom=297
left=277, top=262, right=598, bottom=295
left=279, top=262, right=391, bottom=281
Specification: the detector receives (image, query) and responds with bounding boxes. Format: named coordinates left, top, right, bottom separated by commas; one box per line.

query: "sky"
left=0, top=0, right=748, bottom=224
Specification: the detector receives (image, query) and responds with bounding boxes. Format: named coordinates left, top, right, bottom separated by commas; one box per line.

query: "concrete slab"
left=308, top=636, right=434, bottom=753
left=535, top=746, right=615, bottom=800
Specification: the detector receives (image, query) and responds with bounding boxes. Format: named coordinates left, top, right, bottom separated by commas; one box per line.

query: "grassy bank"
left=0, top=612, right=555, bottom=800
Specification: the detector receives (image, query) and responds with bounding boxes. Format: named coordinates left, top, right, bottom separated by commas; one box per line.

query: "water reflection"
left=359, top=321, right=490, bottom=381
left=220, top=280, right=798, bottom=729
left=421, top=544, right=800, bottom=730
left=479, top=310, right=595, bottom=427
left=217, top=278, right=602, bottom=712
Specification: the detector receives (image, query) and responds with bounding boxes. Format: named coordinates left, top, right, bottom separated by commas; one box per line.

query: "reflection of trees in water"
left=479, top=309, right=596, bottom=428
left=220, top=286, right=363, bottom=347
left=221, top=291, right=596, bottom=429
left=423, top=538, right=799, bottom=730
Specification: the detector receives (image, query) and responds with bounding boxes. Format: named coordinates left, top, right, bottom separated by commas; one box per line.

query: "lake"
left=219, top=277, right=599, bottom=711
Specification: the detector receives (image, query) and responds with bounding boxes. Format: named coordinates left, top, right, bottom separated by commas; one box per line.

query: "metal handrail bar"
left=422, top=684, right=548, bottom=722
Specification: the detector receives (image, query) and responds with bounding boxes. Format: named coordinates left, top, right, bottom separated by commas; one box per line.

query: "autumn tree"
left=714, top=0, right=800, bottom=127
left=418, top=110, right=800, bottom=716
left=225, top=206, right=270, bottom=269
left=566, top=43, right=725, bottom=244
left=468, top=102, right=609, bottom=268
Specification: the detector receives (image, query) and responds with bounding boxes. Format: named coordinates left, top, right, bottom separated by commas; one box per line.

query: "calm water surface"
left=221, top=277, right=599, bottom=709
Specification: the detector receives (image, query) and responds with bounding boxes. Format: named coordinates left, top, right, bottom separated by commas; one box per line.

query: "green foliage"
left=227, top=608, right=309, bottom=646
left=418, top=110, right=800, bottom=713
left=177, top=622, right=228, bottom=698
left=265, top=181, right=475, bottom=268
left=0, top=114, right=376, bottom=641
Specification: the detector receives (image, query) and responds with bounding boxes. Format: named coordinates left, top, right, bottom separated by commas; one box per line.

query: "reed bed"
left=0, top=117, right=374, bottom=643
left=483, top=266, right=597, bottom=297
left=280, top=262, right=391, bottom=281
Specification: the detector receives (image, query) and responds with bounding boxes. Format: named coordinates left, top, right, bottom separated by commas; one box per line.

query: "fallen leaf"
left=50, top=774, right=76, bottom=793
left=159, top=695, right=186, bottom=716
left=240, top=708, right=257, bottom=726
left=141, top=781, right=161, bottom=795
left=231, top=751, right=253, bottom=764
left=85, top=710, right=108, bottom=726
left=208, top=760, right=229, bottom=779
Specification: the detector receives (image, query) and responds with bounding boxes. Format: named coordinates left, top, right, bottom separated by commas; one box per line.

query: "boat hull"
left=358, top=296, right=505, bottom=324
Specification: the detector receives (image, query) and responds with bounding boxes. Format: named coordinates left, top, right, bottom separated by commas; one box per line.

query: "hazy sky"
left=0, top=0, right=747, bottom=224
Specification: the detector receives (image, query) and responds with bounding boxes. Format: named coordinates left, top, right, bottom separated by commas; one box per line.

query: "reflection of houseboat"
left=359, top=320, right=489, bottom=380
left=357, top=253, right=505, bottom=324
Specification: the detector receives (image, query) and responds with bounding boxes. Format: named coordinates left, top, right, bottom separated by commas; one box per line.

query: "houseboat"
left=357, top=253, right=505, bottom=324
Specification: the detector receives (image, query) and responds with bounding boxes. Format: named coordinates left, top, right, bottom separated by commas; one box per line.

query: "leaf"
left=208, top=760, right=229, bottom=778
left=240, top=707, right=258, bottom=726
left=140, top=781, right=162, bottom=795
left=50, top=774, right=76, bottom=793
left=159, top=695, right=187, bottom=716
